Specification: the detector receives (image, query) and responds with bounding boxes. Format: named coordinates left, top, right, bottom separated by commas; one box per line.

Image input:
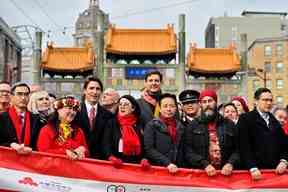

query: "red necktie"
left=19, top=114, right=24, bottom=143
left=89, top=107, right=95, bottom=130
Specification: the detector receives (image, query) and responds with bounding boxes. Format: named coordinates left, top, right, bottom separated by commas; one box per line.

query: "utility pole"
left=239, top=33, right=248, bottom=97
left=33, top=31, right=42, bottom=84
left=91, top=0, right=104, bottom=81
left=178, top=14, right=186, bottom=91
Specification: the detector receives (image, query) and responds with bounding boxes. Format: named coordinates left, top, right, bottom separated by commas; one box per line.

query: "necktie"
left=89, top=107, right=96, bottom=130
left=19, top=114, right=25, bottom=143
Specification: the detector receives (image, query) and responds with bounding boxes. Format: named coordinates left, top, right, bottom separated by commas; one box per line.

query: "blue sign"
left=125, top=67, right=157, bottom=79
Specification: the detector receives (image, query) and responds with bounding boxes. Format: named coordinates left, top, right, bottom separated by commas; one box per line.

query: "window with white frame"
left=264, top=45, right=272, bottom=56
left=215, top=26, right=220, bottom=48
left=276, top=79, right=284, bottom=89
left=266, top=80, right=272, bottom=89
left=276, top=96, right=284, bottom=105
left=111, top=68, right=123, bottom=78
left=264, top=61, right=272, bottom=73
left=165, top=68, right=175, bottom=79
left=276, top=62, right=284, bottom=73
left=276, top=44, right=283, bottom=56
left=231, top=26, right=237, bottom=42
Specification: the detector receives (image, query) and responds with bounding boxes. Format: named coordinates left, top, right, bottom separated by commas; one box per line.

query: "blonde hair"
left=28, top=90, right=53, bottom=114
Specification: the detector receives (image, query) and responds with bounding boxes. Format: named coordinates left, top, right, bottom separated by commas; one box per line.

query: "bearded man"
left=183, top=89, right=239, bottom=176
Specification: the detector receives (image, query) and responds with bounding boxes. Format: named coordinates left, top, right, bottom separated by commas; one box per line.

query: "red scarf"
left=142, top=89, right=157, bottom=106
left=8, top=107, right=31, bottom=146
left=283, top=120, right=288, bottom=135
left=117, top=113, right=141, bottom=156
left=160, top=115, right=177, bottom=144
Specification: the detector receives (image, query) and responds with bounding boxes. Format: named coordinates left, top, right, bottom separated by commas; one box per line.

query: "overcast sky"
left=1, top=0, right=287, bottom=48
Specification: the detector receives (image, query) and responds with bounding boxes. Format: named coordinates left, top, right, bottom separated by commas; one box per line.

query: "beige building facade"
left=247, top=36, right=288, bottom=108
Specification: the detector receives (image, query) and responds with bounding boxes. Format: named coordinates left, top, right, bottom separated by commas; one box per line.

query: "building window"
left=116, top=79, right=122, bottom=87
left=169, top=79, right=176, bottom=86
left=111, top=68, right=123, bottom=78
left=276, top=96, right=284, bottom=105
left=107, top=68, right=112, bottom=77
left=264, top=62, right=272, bottom=73
left=253, top=80, right=259, bottom=91
left=276, top=44, right=283, bottom=56
left=215, top=26, right=220, bottom=48
left=61, top=83, right=74, bottom=92
left=276, top=79, right=284, bottom=89
left=264, top=45, right=272, bottom=56
left=166, top=69, right=175, bottom=79
left=266, top=80, right=272, bottom=89
left=231, top=26, right=237, bottom=42
left=127, top=79, right=133, bottom=86
left=276, top=62, right=284, bottom=73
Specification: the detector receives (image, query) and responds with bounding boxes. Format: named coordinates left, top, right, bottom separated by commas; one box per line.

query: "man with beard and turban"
left=184, top=89, right=239, bottom=176
left=138, top=71, right=163, bottom=126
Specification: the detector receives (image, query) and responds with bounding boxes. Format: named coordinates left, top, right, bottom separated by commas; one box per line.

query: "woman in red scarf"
left=37, top=96, right=89, bottom=160
left=103, top=95, right=150, bottom=168
left=144, top=93, right=185, bottom=173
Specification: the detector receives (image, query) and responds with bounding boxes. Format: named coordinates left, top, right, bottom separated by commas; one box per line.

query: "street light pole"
left=255, top=68, right=267, bottom=88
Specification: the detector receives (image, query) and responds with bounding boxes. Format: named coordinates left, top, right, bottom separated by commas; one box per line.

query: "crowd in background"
left=0, top=70, right=288, bottom=180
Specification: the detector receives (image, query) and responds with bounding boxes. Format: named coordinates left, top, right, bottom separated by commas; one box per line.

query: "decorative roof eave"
left=105, top=24, right=177, bottom=55
left=188, top=68, right=240, bottom=74
left=106, top=49, right=177, bottom=55
left=41, top=42, right=96, bottom=73
left=187, top=43, right=241, bottom=74
left=41, top=65, right=94, bottom=73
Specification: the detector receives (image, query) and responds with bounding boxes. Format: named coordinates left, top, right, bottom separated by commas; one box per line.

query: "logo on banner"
left=18, top=176, right=71, bottom=192
left=18, top=177, right=38, bottom=187
left=107, top=184, right=126, bottom=192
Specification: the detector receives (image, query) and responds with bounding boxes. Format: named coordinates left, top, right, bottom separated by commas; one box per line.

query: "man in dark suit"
left=0, top=83, right=43, bottom=153
left=76, top=77, right=113, bottom=159
left=238, top=87, right=288, bottom=180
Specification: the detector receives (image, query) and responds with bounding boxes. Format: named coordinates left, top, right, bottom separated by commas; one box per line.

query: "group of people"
left=0, top=70, right=288, bottom=181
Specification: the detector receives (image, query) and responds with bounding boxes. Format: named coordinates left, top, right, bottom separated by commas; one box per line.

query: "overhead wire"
left=9, top=0, right=42, bottom=30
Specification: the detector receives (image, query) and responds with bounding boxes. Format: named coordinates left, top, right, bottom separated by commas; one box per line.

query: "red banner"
left=0, top=146, right=288, bottom=191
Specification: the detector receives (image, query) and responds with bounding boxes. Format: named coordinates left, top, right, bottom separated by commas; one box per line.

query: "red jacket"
left=37, top=123, right=89, bottom=157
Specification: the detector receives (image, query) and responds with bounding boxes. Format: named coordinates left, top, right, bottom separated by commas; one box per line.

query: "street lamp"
left=248, top=67, right=268, bottom=88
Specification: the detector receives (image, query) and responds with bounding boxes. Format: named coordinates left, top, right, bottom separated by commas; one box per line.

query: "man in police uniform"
left=178, top=89, right=200, bottom=125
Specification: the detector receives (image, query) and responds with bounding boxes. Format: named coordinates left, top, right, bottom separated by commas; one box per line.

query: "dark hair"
left=223, top=103, right=238, bottom=113
left=11, top=82, right=30, bottom=95
left=144, top=70, right=163, bottom=82
left=118, top=95, right=141, bottom=116
left=83, top=76, right=103, bottom=91
left=254, top=87, right=272, bottom=100
left=217, top=103, right=224, bottom=112
left=159, top=93, right=177, bottom=106
left=48, top=93, right=56, bottom=99
left=0, top=81, right=10, bottom=86
left=48, top=111, right=78, bottom=140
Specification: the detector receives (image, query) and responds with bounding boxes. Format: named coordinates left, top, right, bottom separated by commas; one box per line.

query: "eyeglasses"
left=119, top=102, right=131, bottom=107
left=14, top=92, right=29, bottom=97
